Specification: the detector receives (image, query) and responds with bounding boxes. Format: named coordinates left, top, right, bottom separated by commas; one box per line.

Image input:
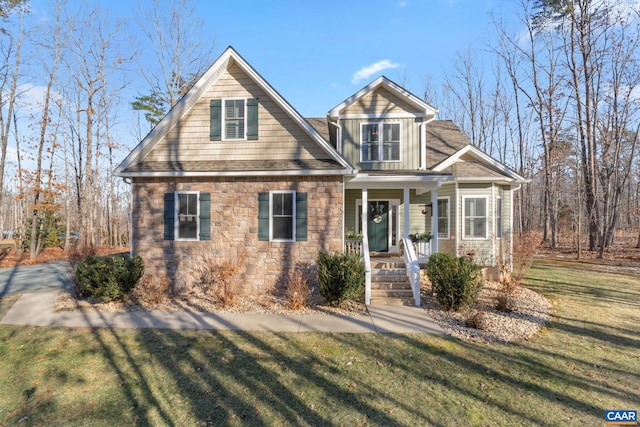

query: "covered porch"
left=344, top=171, right=454, bottom=306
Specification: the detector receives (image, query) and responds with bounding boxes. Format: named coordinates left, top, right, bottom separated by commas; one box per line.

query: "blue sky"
left=196, top=0, right=508, bottom=117
left=9, top=0, right=515, bottom=165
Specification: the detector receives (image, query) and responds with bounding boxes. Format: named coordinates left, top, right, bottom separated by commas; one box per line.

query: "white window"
left=224, top=99, right=246, bottom=140
left=463, top=196, right=488, bottom=239
left=361, top=122, right=400, bottom=162
left=496, top=197, right=503, bottom=239
left=437, top=197, right=450, bottom=239
left=176, top=192, right=199, bottom=240
left=271, top=191, right=295, bottom=241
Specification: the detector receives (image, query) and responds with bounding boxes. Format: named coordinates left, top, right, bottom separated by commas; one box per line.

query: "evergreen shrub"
left=427, top=253, right=483, bottom=311
left=76, top=254, right=144, bottom=302
left=317, top=251, right=364, bottom=306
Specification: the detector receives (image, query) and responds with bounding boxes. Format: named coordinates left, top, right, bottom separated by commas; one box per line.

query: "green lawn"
left=0, top=260, right=638, bottom=426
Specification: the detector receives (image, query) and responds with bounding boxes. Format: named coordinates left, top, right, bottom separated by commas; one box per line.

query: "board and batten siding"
left=145, top=61, right=331, bottom=163
left=457, top=183, right=515, bottom=266
left=340, top=118, right=421, bottom=170
left=343, top=86, right=421, bottom=116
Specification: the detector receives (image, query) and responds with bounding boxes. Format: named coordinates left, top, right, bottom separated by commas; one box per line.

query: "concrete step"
left=371, top=276, right=410, bottom=285
left=371, top=288, right=414, bottom=298
left=371, top=261, right=406, bottom=269
left=369, top=296, right=416, bottom=306
left=371, top=281, right=412, bottom=290
left=371, top=268, right=407, bottom=275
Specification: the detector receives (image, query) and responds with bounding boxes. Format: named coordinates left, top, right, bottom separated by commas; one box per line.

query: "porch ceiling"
left=345, top=171, right=454, bottom=189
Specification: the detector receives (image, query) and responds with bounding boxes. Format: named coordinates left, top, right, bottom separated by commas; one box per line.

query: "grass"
left=0, top=260, right=638, bottom=426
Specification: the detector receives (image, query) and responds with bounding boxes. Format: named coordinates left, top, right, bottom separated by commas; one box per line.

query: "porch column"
left=403, top=186, right=410, bottom=237
left=362, top=187, right=368, bottom=242
left=431, top=186, right=439, bottom=254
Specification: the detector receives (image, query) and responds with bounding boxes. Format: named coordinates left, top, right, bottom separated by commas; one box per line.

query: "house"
left=116, top=47, right=527, bottom=305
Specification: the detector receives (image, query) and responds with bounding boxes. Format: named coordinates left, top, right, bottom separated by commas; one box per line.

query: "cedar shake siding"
left=131, top=175, right=343, bottom=294
left=143, top=62, right=333, bottom=165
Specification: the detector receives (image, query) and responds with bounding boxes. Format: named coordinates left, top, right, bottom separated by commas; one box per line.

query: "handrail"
left=362, top=235, right=372, bottom=305
left=402, top=236, right=421, bottom=306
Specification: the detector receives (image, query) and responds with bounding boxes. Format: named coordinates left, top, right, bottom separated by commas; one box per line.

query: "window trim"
left=360, top=121, right=402, bottom=163
left=462, top=195, right=488, bottom=240
left=269, top=190, right=296, bottom=242
left=437, top=196, right=450, bottom=239
left=174, top=191, right=200, bottom=241
left=223, top=98, right=247, bottom=141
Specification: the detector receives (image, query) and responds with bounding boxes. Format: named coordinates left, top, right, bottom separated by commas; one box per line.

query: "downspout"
left=330, top=116, right=346, bottom=251
left=492, top=183, right=496, bottom=266
left=328, top=116, right=343, bottom=154
left=419, top=116, right=436, bottom=170
left=510, top=184, right=521, bottom=271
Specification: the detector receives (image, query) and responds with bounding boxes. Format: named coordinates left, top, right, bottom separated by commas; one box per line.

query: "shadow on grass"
left=3, top=257, right=638, bottom=425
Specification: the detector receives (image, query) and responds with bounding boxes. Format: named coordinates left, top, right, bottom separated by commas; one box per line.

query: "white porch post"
left=403, top=186, right=410, bottom=238
left=362, top=187, right=368, bottom=240
left=431, top=185, right=439, bottom=254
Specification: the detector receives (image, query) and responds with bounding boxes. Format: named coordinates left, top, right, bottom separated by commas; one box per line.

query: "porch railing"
left=402, top=236, right=421, bottom=306
left=345, top=238, right=363, bottom=256
left=413, top=239, right=432, bottom=263
left=344, top=237, right=371, bottom=305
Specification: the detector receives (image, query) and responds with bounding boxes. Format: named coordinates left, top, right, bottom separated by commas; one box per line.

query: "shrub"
left=495, top=262, right=517, bottom=312
left=193, top=252, right=245, bottom=307
left=285, top=264, right=312, bottom=310
left=427, top=253, right=483, bottom=311
left=512, top=232, right=539, bottom=285
left=317, top=251, right=364, bottom=306
left=131, top=274, right=170, bottom=307
left=67, top=245, right=99, bottom=284
left=75, top=254, right=144, bottom=302
left=465, top=308, right=487, bottom=330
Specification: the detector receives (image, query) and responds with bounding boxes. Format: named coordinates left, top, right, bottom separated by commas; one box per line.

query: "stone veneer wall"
left=131, top=175, right=344, bottom=294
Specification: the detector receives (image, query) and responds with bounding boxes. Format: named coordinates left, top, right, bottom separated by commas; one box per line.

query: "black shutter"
left=210, top=99, right=222, bottom=141
left=199, top=192, right=211, bottom=240
left=258, top=192, right=269, bottom=241
left=295, top=192, right=307, bottom=241
left=163, top=193, right=175, bottom=240
left=247, top=98, right=259, bottom=140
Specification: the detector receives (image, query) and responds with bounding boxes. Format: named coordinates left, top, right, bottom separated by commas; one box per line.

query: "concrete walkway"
left=1, top=290, right=445, bottom=334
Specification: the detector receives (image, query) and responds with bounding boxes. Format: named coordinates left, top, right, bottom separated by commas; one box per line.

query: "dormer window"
left=361, top=122, right=400, bottom=162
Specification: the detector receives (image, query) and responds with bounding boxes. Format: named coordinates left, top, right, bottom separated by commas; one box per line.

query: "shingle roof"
left=441, top=161, right=506, bottom=178
left=305, top=118, right=330, bottom=141
left=123, top=158, right=343, bottom=174
left=424, top=120, right=471, bottom=169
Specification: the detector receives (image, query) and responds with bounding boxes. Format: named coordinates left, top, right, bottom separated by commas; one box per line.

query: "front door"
left=368, top=201, right=389, bottom=252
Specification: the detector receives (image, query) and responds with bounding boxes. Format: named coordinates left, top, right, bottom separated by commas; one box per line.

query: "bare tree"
left=133, top=0, right=216, bottom=127
left=24, top=0, right=64, bottom=258
left=0, top=1, right=26, bottom=222
left=63, top=3, right=129, bottom=247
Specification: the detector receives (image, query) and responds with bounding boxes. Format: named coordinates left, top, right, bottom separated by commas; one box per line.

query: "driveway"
left=0, top=261, right=72, bottom=297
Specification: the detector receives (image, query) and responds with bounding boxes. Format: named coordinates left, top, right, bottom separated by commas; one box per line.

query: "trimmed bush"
left=317, top=251, right=365, bottom=306
left=427, top=253, right=483, bottom=311
left=76, top=254, right=144, bottom=302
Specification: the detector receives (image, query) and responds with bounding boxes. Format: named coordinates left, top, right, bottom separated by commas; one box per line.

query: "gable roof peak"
left=116, top=46, right=354, bottom=176
left=328, top=75, right=438, bottom=118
